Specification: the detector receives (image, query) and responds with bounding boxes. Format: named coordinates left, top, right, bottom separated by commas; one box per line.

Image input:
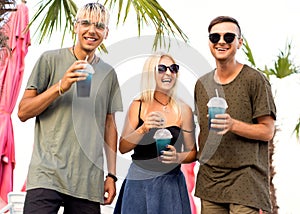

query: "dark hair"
left=208, top=16, right=241, bottom=37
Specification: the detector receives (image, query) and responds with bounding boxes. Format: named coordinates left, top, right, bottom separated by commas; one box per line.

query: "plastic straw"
left=215, top=89, right=219, bottom=97
left=85, top=55, right=88, bottom=61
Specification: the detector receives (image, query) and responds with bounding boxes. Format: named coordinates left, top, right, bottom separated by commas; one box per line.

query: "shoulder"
left=195, top=70, right=214, bottom=87
left=38, top=48, right=70, bottom=63
left=242, top=65, right=268, bottom=81
left=177, top=99, right=193, bottom=116
left=41, top=48, right=68, bottom=57
left=126, top=100, right=143, bottom=121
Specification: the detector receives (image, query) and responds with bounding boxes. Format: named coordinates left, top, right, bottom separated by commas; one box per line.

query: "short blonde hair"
left=75, top=2, right=110, bottom=25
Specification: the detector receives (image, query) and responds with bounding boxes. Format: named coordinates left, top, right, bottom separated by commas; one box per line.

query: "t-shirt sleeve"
left=108, top=70, right=123, bottom=113
left=26, top=54, right=51, bottom=94
left=252, top=72, right=276, bottom=120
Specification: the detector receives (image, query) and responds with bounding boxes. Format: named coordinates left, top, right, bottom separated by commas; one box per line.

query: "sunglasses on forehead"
left=157, top=64, right=179, bottom=74
left=209, top=32, right=238, bottom=44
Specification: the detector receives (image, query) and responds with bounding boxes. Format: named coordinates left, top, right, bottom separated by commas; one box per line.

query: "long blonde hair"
left=137, top=52, right=181, bottom=116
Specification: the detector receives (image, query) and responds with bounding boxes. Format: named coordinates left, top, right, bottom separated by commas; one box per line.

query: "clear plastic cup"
left=207, top=97, right=228, bottom=131
left=153, top=128, right=172, bottom=155
left=76, top=64, right=94, bottom=97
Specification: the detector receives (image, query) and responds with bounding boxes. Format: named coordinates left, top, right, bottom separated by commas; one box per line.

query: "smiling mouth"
left=162, top=78, right=172, bottom=83
left=84, top=37, right=97, bottom=42
left=216, top=47, right=228, bottom=51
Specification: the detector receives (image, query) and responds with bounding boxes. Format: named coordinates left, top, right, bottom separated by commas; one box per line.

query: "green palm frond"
left=294, top=118, right=300, bottom=140
left=29, top=0, right=77, bottom=45
left=104, top=0, right=189, bottom=49
left=30, top=0, right=188, bottom=50
left=242, top=36, right=256, bottom=68
left=271, top=43, right=299, bottom=79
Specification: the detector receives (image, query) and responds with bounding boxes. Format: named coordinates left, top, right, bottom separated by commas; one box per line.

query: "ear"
left=104, top=27, right=109, bottom=39
left=74, top=22, right=79, bottom=34
left=237, top=37, right=243, bottom=49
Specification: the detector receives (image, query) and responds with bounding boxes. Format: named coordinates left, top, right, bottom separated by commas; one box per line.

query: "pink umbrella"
left=0, top=2, right=30, bottom=207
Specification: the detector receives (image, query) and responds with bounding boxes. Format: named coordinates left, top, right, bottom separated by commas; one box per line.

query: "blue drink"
left=156, top=138, right=171, bottom=155
left=76, top=71, right=92, bottom=97
left=208, top=107, right=226, bottom=131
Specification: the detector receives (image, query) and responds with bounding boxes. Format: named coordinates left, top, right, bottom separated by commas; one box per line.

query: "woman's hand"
left=143, top=111, right=166, bottom=130
left=159, top=145, right=178, bottom=164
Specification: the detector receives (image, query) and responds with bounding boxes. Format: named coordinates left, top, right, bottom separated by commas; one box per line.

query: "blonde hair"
left=138, top=52, right=181, bottom=116
left=75, top=2, right=110, bottom=25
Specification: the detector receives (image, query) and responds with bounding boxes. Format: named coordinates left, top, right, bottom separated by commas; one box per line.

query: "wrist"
left=58, top=79, right=64, bottom=96
left=106, top=173, right=118, bottom=182
left=136, top=123, right=149, bottom=135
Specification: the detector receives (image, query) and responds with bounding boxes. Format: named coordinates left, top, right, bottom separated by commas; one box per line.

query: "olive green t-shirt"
left=25, top=48, right=123, bottom=203
left=194, top=65, right=276, bottom=212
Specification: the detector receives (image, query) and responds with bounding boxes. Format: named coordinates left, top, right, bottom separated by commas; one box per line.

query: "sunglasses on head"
left=209, top=32, right=237, bottom=44
left=157, top=64, right=179, bottom=74
left=77, top=19, right=106, bottom=30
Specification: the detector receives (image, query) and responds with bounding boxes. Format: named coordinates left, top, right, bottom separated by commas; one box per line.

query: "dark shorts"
left=23, top=188, right=101, bottom=214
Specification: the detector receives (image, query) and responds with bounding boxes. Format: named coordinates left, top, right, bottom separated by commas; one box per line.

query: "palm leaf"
left=105, top=0, right=188, bottom=49
left=242, top=36, right=256, bottom=68
left=29, top=0, right=77, bottom=45
left=294, top=118, right=300, bottom=140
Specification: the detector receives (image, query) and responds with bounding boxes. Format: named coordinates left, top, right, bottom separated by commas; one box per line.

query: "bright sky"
left=10, top=0, right=300, bottom=213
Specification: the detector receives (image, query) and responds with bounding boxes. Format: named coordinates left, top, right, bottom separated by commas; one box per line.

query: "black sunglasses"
left=157, top=64, right=179, bottom=74
left=209, top=32, right=237, bottom=44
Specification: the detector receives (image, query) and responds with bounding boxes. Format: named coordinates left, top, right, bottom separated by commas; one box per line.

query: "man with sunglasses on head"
left=18, top=3, right=122, bottom=214
left=194, top=16, right=276, bottom=213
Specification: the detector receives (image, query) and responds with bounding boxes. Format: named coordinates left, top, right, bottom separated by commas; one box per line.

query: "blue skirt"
left=114, top=163, right=191, bottom=214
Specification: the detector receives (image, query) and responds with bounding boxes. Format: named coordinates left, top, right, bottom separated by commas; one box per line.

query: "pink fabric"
left=0, top=2, right=30, bottom=207
left=181, top=162, right=197, bottom=214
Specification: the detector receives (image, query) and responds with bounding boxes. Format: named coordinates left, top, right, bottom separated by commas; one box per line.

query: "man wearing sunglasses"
left=18, top=3, right=123, bottom=214
left=194, top=16, right=276, bottom=214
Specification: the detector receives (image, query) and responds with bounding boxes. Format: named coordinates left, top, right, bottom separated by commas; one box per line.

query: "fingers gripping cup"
left=153, top=128, right=173, bottom=156
left=76, top=63, right=95, bottom=97
left=207, top=96, right=228, bottom=131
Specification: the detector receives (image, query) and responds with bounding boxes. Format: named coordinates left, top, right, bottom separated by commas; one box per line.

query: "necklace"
left=72, top=45, right=79, bottom=60
left=154, top=96, right=170, bottom=112
left=72, top=45, right=96, bottom=64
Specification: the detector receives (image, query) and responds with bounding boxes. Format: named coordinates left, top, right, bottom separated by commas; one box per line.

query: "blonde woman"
left=114, top=53, right=197, bottom=214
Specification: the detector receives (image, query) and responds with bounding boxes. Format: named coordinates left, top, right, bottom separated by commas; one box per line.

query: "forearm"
left=119, top=124, right=147, bottom=154
left=18, top=83, right=61, bottom=122
left=177, top=147, right=197, bottom=164
left=231, top=118, right=275, bottom=141
left=104, top=114, right=117, bottom=175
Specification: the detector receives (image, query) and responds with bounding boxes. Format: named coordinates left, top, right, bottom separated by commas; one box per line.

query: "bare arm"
left=119, top=101, right=165, bottom=154
left=18, top=60, right=88, bottom=122
left=104, top=113, right=118, bottom=176
left=212, top=114, right=275, bottom=141
left=103, top=113, right=117, bottom=205
left=161, top=103, right=197, bottom=164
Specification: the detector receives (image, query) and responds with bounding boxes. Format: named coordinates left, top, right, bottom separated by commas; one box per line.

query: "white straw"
left=85, top=55, right=88, bottom=61
left=215, top=89, right=219, bottom=97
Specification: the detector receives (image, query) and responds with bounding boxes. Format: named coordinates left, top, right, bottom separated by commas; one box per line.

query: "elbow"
left=17, top=109, right=28, bottom=122
left=119, top=148, right=127, bottom=154
left=262, top=127, right=275, bottom=142
left=264, top=132, right=275, bottom=142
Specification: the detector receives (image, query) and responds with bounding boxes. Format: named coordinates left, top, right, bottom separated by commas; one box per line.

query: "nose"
left=165, top=67, right=172, bottom=75
left=218, top=35, right=226, bottom=44
left=88, top=24, right=97, bottom=33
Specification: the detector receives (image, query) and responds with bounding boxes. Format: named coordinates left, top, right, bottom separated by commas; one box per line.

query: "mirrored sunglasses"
left=157, top=64, right=179, bottom=74
left=77, top=19, right=106, bottom=30
left=209, top=32, right=237, bottom=44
